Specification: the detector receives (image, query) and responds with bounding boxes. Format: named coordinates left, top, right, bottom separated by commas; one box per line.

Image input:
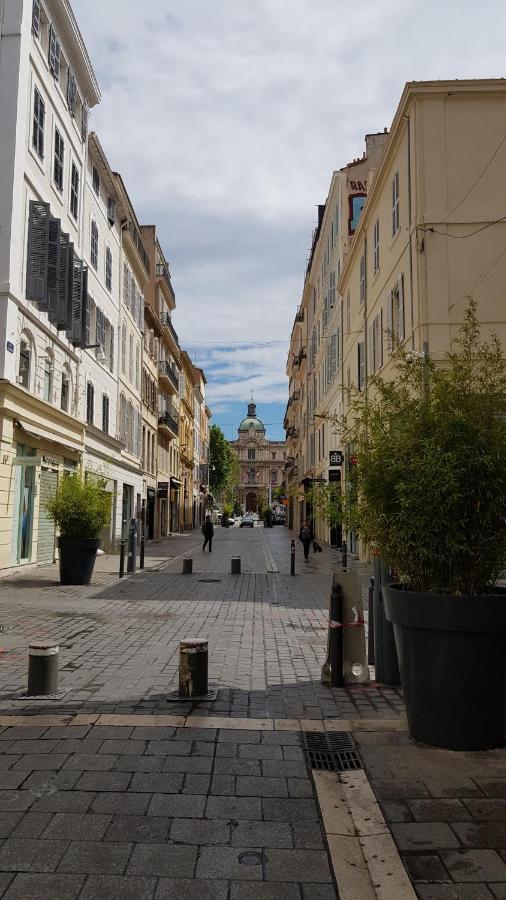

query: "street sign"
left=329, top=450, right=343, bottom=467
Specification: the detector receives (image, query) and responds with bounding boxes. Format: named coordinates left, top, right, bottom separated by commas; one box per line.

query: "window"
left=102, top=394, right=109, bottom=434
left=86, top=381, right=94, bottom=425
left=372, top=311, right=383, bottom=373
left=67, top=70, right=76, bottom=116
left=48, top=25, right=60, bottom=79
left=32, top=0, right=40, bottom=36
left=70, top=163, right=79, bottom=219
left=392, top=171, right=400, bottom=235
left=43, top=354, right=53, bottom=402
left=90, top=220, right=98, bottom=270
left=346, top=292, right=351, bottom=334
left=373, top=219, right=380, bottom=274
left=271, top=470, right=277, bottom=485
left=105, top=246, right=112, bottom=291
left=128, top=333, right=133, bottom=383
left=357, top=341, right=365, bottom=391
left=388, top=275, right=405, bottom=349
left=135, top=343, right=140, bottom=390
left=121, top=324, right=126, bottom=374
left=359, top=255, right=366, bottom=306
left=18, top=340, right=31, bottom=389
left=32, top=87, right=45, bottom=159
left=81, top=103, right=88, bottom=143
left=92, top=165, right=100, bottom=196
left=53, top=128, right=64, bottom=192
left=272, top=452, right=276, bottom=460
left=61, top=371, right=69, bottom=411
left=107, top=197, right=115, bottom=226
left=248, top=449, right=256, bottom=461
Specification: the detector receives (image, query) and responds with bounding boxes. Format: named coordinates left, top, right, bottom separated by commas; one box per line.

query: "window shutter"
left=95, top=306, right=102, bottom=347
left=109, top=325, right=114, bottom=371
left=26, top=200, right=50, bottom=302
left=123, top=263, right=129, bottom=303
left=386, top=291, right=393, bottom=353
left=86, top=381, right=94, bottom=425
left=67, top=71, right=76, bottom=116
left=48, top=25, right=60, bottom=78
left=398, top=274, right=405, bottom=341
left=138, top=290, right=144, bottom=331
left=107, top=197, right=115, bottom=225
left=368, top=323, right=374, bottom=375
left=32, top=0, right=40, bottom=35
left=81, top=103, right=88, bottom=143
left=52, top=229, right=70, bottom=329
left=102, top=394, right=109, bottom=433
left=47, top=216, right=62, bottom=321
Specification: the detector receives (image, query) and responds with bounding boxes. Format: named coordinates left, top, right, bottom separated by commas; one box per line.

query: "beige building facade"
left=230, top=403, right=286, bottom=512
left=286, top=79, right=506, bottom=553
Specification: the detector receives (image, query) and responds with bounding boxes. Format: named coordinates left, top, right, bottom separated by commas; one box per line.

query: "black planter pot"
left=58, top=537, right=101, bottom=586
left=383, top=584, right=506, bottom=750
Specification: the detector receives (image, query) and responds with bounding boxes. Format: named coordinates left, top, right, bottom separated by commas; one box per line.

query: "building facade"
left=229, top=403, right=286, bottom=512
left=286, top=79, right=506, bottom=553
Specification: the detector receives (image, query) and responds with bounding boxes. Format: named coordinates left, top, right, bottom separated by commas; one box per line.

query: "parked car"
left=240, top=515, right=254, bottom=528
left=273, top=514, right=285, bottom=525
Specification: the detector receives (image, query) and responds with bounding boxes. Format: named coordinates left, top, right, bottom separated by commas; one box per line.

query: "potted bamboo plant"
left=342, top=300, right=506, bottom=750
left=45, top=473, right=111, bottom=585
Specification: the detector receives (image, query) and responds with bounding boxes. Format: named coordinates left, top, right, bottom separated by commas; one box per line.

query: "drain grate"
left=302, top=731, right=362, bottom=772
left=197, top=579, right=222, bottom=584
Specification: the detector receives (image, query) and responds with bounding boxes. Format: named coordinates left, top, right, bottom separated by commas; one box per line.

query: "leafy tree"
left=304, top=482, right=343, bottom=529
left=338, top=299, right=506, bottom=595
left=209, top=425, right=234, bottom=493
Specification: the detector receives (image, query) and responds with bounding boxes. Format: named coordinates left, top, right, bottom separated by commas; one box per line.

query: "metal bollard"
left=179, top=639, right=208, bottom=697
left=329, top=584, right=344, bottom=687
left=290, top=540, right=295, bottom=576
left=231, top=557, right=241, bottom=575
left=140, top=500, right=146, bottom=570
left=127, top=518, right=137, bottom=574
left=27, top=643, right=59, bottom=696
left=341, top=540, right=348, bottom=571
left=368, top=576, right=375, bottom=665
left=119, top=538, right=126, bottom=578
left=182, top=557, right=193, bottom=574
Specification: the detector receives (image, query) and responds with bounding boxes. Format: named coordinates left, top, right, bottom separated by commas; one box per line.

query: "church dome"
left=238, top=402, right=265, bottom=434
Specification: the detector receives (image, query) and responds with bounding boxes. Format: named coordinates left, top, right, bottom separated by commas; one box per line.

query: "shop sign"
left=42, top=454, right=63, bottom=467
left=6, top=342, right=14, bottom=354
left=329, top=469, right=342, bottom=483
left=329, top=450, right=344, bottom=467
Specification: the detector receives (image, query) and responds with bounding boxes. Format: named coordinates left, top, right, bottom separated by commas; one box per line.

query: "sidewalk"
left=0, top=526, right=502, bottom=899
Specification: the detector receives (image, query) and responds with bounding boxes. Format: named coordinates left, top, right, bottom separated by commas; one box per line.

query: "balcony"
left=125, top=222, right=150, bottom=275
left=160, top=312, right=179, bottom=349
left=156, top=262, right=174, bottom=300
left=158, top=360, right=179, bottom=392
left=158, top=409, right=179, bottom=438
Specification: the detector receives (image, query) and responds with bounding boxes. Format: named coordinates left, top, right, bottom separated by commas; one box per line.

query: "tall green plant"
left=45, top=474, right=111, bottom=539
left=341, top=300, right=506, bottom=595
left=304, top=482, right=343, bottom=529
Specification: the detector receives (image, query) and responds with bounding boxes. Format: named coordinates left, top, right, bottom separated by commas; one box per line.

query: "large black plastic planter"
left=383, top=584, right=506, bottom=750
left=58, top=537, right=101, bottom=586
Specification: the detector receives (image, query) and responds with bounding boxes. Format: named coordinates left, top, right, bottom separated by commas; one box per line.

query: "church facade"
left=229, top=403, right=286, bottom=512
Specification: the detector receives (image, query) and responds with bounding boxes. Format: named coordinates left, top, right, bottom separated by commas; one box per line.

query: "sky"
left=73, top=0, right=506, bottom=440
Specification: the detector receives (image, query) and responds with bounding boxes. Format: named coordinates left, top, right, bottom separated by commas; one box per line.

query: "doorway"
left=245, top=492, right=257, bottom=512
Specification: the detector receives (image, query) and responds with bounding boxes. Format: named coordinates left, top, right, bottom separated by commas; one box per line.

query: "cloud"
left=73, top=0, right=506, bottom=422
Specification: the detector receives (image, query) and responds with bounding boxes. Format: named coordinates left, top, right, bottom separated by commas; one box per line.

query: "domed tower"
left=238, top=401, right=266, bottom=435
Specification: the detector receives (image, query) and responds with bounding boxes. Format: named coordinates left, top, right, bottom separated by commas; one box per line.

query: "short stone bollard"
left=182, top=557, right=193, bottom=575
left=231, top=557, right=241, bottom=575
left=179, top=639, right=208, bottom=697
left=27, top=642, right=59, bottom=696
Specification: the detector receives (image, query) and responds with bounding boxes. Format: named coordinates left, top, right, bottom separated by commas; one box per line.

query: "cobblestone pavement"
left=0, top=527, right=503, bottom=899
left=0, top=525, right=401, bottom=720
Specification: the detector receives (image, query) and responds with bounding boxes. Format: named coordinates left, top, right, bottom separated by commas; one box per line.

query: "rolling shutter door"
left=36, top=469, right=58, bottom=564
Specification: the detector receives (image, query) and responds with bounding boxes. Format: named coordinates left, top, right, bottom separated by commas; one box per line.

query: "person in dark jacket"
left=202, top=515, right=214, bottom=552
left=299, top=519, right=313, bottom=562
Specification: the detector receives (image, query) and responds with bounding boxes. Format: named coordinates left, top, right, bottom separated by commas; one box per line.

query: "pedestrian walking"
left=299, top=519, right=313, bottom=562
left=202, top=515, right=214, bottom=552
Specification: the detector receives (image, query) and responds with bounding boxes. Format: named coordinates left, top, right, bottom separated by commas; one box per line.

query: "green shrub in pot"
left=45, top=473, right=111, bottom=584
left=341, top=299, right=506, bottom=749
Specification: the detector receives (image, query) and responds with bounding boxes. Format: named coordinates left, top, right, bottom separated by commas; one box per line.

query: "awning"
left=170, top=477, right=182, bottom=487
left=13, top=421, right=84, bottom=454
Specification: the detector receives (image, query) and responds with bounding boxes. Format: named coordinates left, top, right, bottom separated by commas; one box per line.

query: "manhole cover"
left=302, top=731, right=362, bottom=772
left=197, top=579, right=222, bottom=584
left=238, top=851, right=263, bottom=866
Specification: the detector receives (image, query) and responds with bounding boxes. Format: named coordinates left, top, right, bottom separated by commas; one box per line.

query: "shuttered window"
left=61, top=372, right=69, bottom=411
left=86, top=381, right=94, bottom=425
left=102, top=394, right=109, bottom=434
left=373, top=219, right=380, bottom=273
left=47, top=216, right=62, bottom=320
left=54, top=128, right=64, bottom=192
left=32, top=87, right=45, bottom=159
left=128, top=334, right=133, bottom=384
left=392, top=171, right=400, bottom=235
left=107, top=197, right=115, bottom=225
left=135, top=343, right=140, bottom=390
left=70, top=163, right=79, bottom=219
left=48, top=25, right=60, bottom=79
left=81, top=103, right=88, bottom=143
left=90, top=220, right=98, bottom=270
left=92, top=166, right=100, bottom=196
left=67, top=71, right=77, bottom=116
left=96, top=306, right=106, bottom=353
left=359, top=255, right=366, bottom=306
left=357, top=342, right=365, bottom=392
left=105, top=246, right=112, bottom=291
left=121, top=324, right=126, bottom=374
left=26, top=200, right=50, bottom=302
left=32, top=0, right=40, bottom=36
left=19, top=341, right=31, bottom=389
left=109, top=325, right=114, bottom=372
